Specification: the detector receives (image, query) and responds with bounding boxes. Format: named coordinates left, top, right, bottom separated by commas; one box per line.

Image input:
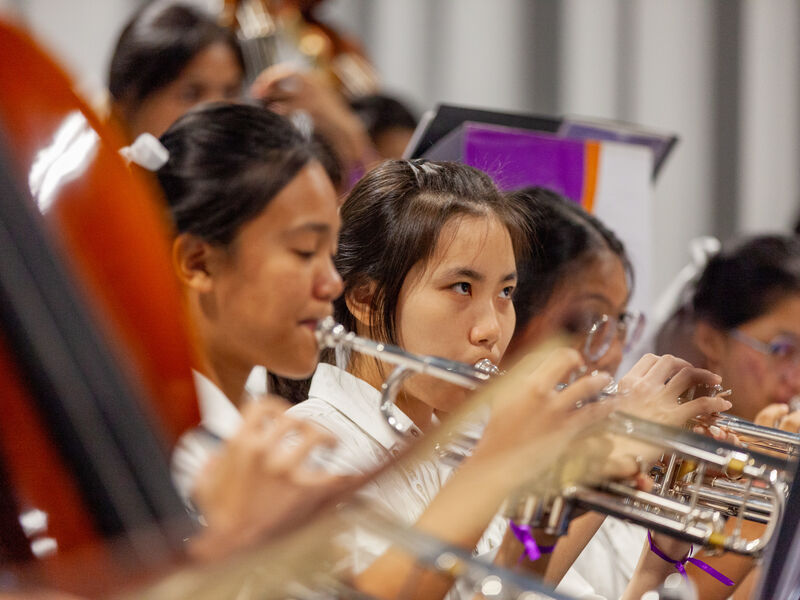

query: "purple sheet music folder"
left=422, top=120, right=655, bottom=314
left=423, top=121, right=599, bottom=208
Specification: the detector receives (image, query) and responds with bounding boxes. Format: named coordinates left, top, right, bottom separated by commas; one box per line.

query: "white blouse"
left=555, top=517, right=647, bottom=599
left=287, top=363, right=507, bottom=574
left=171, top=371, right=244, bottom=501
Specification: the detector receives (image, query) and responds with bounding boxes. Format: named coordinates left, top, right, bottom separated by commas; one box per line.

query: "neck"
left=187, top=291, right=252, bottom=406
left=197, top=346, right=251, bottom=407
left=348, top=352, right=435, bottom=431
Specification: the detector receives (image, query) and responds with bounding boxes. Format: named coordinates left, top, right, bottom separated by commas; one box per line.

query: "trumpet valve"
left=723, top=451, right=751, bottom=480
left=544, top=494, right=574, bottom=536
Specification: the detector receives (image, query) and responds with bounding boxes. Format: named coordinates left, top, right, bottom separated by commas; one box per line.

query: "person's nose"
left=314, top=256, right=343, bottom=302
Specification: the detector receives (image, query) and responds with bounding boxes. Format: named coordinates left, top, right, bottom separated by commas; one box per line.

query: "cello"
left=0, top=19, right=201, bottom=596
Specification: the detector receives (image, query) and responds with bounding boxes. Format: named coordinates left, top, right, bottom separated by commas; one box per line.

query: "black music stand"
left=404, top=103, right=678, bottom=181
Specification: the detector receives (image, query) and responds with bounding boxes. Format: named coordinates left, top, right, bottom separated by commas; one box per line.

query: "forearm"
left=544, top=511, right=606, bottom=585
left=620, top=544, right=682, bottom=600
left=355, top=455, right=512, bottom=599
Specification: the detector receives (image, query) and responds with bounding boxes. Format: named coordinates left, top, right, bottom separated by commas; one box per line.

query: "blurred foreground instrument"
left=0, top=18, right=200, bottom=594
left=122, top=500, right=572, bottom=600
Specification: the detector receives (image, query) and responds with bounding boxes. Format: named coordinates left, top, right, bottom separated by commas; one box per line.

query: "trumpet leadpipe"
left=316, top=317, right=499, bottom=436
left=702, top=413, right=800, bottom=459
left=315, top=317, right=493, bottom=388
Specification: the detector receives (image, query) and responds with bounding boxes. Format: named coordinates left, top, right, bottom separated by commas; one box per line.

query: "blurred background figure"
left=349, top=93, right=417, bottom=159
left=102, top=1, right=373, bottom=191
left=657, top=235, right=800, bottom=426
left=108, top=2, right=244, bottom=140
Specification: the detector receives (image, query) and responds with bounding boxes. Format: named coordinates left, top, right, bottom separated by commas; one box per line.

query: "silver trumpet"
left=700, top=413, right=800, bottom=459
left=509, top=413, right=788, bottom=556
left=315, top=317, right=502, bottom=437
left=685, top=385, right=800, bottom=459
left=316, top=319, right=790, bottom=556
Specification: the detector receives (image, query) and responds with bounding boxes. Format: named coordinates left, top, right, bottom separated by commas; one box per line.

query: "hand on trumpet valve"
left=690, top=419, right=742, bottom=445
left=471, top=347, right=616, bottom=481
left=754, top=401, right=800, bottom=433
left=188, top=397, right=361, bottom=561
left=614, top=354, right=732, bottom=427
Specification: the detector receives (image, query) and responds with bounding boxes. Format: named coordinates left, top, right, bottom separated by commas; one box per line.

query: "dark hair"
left=693, top=235, right=800, bottom=330
left=508, top=187, right=633, bottom=336
left=334, top=159, right=526, bottom=347
left=309, top=132, right=344, bottom=192
left=157, top=103, right=317, bottom=245
left=108, top=2, right=244, bottom=107
left=269, top=159, right=524, bottom=401
left=349, top=94, right=417, bottom=142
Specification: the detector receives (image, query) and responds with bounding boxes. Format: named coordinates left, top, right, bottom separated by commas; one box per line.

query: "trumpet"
left=701, top=413, right=800, bottom=459
left=315, top=317, right=501, bottom=437
left=316, top=318, right=789, bottom=556
left=509, top=413, right=788, bottom=556
left=125, top=495, right=570, bottom=600
left=684, top=384, right=800, bottom=459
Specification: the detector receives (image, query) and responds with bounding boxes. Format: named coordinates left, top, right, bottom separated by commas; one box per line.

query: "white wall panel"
left=627, top=0, right=715, bottom=296
left=739, top=0, right=800, bottom=232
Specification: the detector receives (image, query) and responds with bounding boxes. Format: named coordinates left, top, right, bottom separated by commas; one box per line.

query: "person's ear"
left=693, top=320, right=726, bottom=371
left=344, top=280, right=377, bottom=328
left=171, top=233, right=221, bottom=294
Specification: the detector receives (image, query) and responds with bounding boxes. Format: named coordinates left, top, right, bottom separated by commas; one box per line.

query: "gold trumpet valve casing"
left=676, top=459, right=698, bottom=481
left=706, top=530, right=728, bottom=550
left=724, top=451, right=752, bottom=480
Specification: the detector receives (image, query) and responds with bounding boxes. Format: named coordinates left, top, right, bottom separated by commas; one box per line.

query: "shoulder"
left=287, top=399, right=385, bottom=476
left=171, top=427, right=217, bottom=502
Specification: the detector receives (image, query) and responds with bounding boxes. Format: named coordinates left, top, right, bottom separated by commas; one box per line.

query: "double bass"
left=0, top=19, right=201, bottom=595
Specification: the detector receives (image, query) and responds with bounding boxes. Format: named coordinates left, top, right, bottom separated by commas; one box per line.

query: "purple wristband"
left=646, top=531, right=734, bottom=586
left=509, top=521, right=556, bottom=563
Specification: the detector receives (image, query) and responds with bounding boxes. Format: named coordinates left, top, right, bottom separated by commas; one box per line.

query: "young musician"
left=108, top=2, right=245, bottom=140
left=152, top=105, right=615, bottom=599
left=507, top=188, right=742, bottom=600
left=142, top=102, right=351, bottom=557
left=656, top=234, right=800, bottom=599
left=108, top=1, right=366, bottom=190
left=659, top=234, right=800, bottom=426
left=285, top=165, right=729, bottom=599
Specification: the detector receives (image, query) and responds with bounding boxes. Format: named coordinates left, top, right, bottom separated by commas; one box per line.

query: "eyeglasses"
left=729, top=329, right=800, bottom=370
left=584, top=310, right=646, bottom=363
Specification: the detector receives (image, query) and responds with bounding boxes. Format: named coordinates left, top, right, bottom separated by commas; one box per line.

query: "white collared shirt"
left=287, top=363, right=507, bottom=575
left=171, top=371, right=244, bottom=501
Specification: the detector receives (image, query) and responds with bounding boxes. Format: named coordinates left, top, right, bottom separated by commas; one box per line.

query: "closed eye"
left=293, top=249, right=316, bottom=260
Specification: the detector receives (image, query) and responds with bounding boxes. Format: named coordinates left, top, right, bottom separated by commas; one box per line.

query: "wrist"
left=646, top=531, right=734, bottom=587
left=508, top=521, right=557, bottom=563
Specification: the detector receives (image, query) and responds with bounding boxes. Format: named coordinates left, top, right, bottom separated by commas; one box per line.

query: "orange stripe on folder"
left=581, top=141, right=600, bottom=213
